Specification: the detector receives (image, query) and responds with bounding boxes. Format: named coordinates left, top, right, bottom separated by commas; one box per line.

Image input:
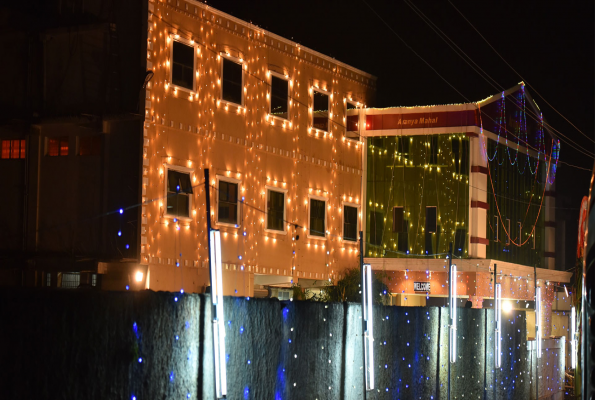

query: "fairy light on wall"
left=209, top=229, right=227, bottom=398
left=362, top=263, right=374, bottom=390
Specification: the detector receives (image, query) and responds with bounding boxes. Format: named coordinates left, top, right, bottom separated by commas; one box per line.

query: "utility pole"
left=448, top=242, right=452, bottom=400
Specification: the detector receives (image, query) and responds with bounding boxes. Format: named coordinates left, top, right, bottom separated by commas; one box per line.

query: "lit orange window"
left=48, top=137, right=69, bottom=156
left=1, top=139, right=26, bottom=159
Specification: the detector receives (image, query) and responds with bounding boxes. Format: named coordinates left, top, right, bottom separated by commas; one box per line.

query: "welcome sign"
left=414, top=282, right=431, bottom=292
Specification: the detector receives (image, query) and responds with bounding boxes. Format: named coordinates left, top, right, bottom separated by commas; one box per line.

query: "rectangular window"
left=346, top=101, right=358, bottom=136
left=222, top=57, right=243, bottom=105
left=48, top=137, right=69, bottom=156
left=172, top=40, right=195, bottom=90
left=1, top=139, right=26, bottom=159
left=312, top=89, right=329, bottom=132
left=454, top=228, right=466, bottom=257
left=270, top=74, right=288, bottom=120
left=343, top=205, right=358, bottom=242
left=392, top=206, right=404, bottom=233
left=429, top=136, right=438, bottom=164
left=493, top=216, right=499, bottom=242
left=266, top=189, right=285, bottom=231
left=397, top=219, right=409, bottom=253
left=79, top=135, right=102, bottom=156
left=218, top=179, right=239, bottom=225
left=397, top=136, right=410, bottom=155
left=451, top=138, right=460, bottom=173
left=370, top=211, right=384, bottom=246
left=460, top=139, right=469, bottom=175
left=506, top=219, right=511, bottom=245
left=46, top=272, right=51, bottom=287
left=309, top=198, right=326, bottom=237
left=166, top=169, right=192, bottom=218
left=425, top=206, right=437, bottom=233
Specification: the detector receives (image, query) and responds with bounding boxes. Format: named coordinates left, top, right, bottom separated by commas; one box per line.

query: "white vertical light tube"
left=450, top=264, right=457, bottom=363
left=210, top=230, right=227, bottom=398
left=363, top=263, right=374, bottom=390
left=535, top=286, right=541, bottom=359
left=495, top=283, right=502, bottom=368
left=571, top=306, right=576, bottom=369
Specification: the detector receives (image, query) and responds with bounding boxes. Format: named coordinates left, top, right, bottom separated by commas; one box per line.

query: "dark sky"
left=208, top=0, right=594, bottom=268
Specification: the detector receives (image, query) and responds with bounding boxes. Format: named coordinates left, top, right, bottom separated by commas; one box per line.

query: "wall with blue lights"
left=0, top=288, right=563, bottom=399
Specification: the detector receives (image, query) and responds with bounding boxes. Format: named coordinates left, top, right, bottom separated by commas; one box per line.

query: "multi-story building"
left=140, top=1, right=375, bottom=295
left=360, top=83, right=571, bottom=337
left=0, top=0, right=148, bottom=288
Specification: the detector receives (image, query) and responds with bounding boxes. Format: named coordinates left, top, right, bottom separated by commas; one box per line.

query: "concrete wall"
left=0, top=288, right=564, bottom=399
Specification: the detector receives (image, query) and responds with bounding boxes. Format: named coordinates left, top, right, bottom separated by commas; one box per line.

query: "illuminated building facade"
left=141, top=1, right=375, bottom=294
left=360, top=83, right=571, bottom=338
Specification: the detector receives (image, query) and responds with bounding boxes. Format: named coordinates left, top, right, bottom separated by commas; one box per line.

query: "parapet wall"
left=0, top=289, right=563, bottom=399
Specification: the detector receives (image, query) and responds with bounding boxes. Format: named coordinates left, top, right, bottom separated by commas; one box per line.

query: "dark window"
left=312, top=90, right=329, bottom=131
left=460, top=139, right=469, bottom=175
left=454, top=228, right=466, bottom=257
left=397, top=220, right=409, bottom=253
left=48, top=137, right=69, bottom=156
left=309, top=199, right=326, bottom=237
left=222, top=58, right=242, bottom=105
left=429, top=136, right=438, bottom=164
left=172, top=41, right=194, bottom=90
left=397, top=137, right=410, bottom=155
left=451, top=138, right=460, bottom=173
left=392, top=207, right=404, bottom=233
left=79, top=135, right=102, bottom=156
left=371, top=137, right=384, bottom=148
left=1, top=139, right=25, bottom=159
left=218, top=180, right=238, bottom=224
left=370, top=211, right=384, bottom=246
left=346, top=102, right=358, bottom=135
left=343, top=205, right=358, bottom=241
left=270, top=75, right=288, bottom=120
left=167, top=169, right=193, bottom=217
left=267, top=190, right=285, bottom=231
left=425, top=206, right=437, bottom=233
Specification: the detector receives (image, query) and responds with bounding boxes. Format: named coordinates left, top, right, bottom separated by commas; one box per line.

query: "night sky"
left=208, top=0, right=594, bottom=269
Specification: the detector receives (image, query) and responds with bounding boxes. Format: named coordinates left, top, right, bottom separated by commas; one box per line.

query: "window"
left=425, top=206, right=437, bottom=233
left=222, top=57, right=243, bottom=105
left=454, top=228, right=466, bottom=257
left=218, top=178, right=239, bottom=225
left=460, top=139, right=469, bottom=175
left=343, top=204, right=358, bottom=242
left=429, top=136, right=438, bottom=164
left=451, top=138, right=460, bottom=173
left=270, top=74, right=288, bottom=120
left=166, top=168, right=193, bottom=218
left=392, top=206, right=404, bottom=233
left=346, top=101, right=359, bottom=136
left=46, top=272, right=51, bottom=287
left=266, top=188, right=285, bottom=232
left=493, top=216, right=499, bottom=242
left=60, top=272, right=80, bottom=289
left=48, top=136, right=69, bottom=156
left=312, top=89, right=329, bottom=132
left=309, top=197, right=326, bottom=237
left=397, top=136, right=410, bottom=155
left=1, top=139, right=25, bottom=159
left=172, top=40, right=195, bottom=90
left=79, top=135, right=102, bottom=156
left=278, top=290, right=291, bottom=300
left=370, top=211, right=384, bottom=246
